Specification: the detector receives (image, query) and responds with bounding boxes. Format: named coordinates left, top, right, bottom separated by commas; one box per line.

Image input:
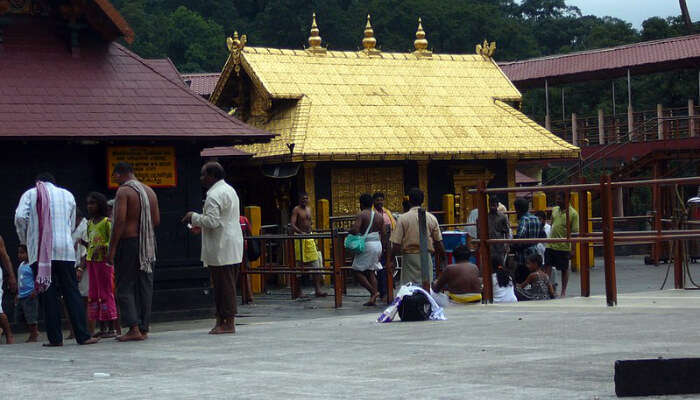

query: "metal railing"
left=469, top=176, right=700, bottom=306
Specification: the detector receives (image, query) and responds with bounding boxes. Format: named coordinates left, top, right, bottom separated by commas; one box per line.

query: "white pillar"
left=545, top=79, right=550, bottom=131
left=689, top=99, right=695, bottom=137
left=657, top=104, right=664, bottom=140
left=628, top=105, right=634, bottom=141
left=598, top=109, right=605, bottom=145
left=571, top=113, right=578, bottom=146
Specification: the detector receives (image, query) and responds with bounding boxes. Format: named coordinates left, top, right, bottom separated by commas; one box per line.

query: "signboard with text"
left=107, top=146, right=177, bottom=189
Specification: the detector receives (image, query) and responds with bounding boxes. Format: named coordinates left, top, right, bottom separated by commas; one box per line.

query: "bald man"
left=182, top=162, right=243, bottom=334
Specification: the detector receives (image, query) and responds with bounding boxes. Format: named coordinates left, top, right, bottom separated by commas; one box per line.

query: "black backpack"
left=398, top=291, right=432, bottom=321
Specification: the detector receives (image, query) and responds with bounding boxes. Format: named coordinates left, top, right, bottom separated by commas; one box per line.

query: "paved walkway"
left=3, top=257, right=700, bottom=399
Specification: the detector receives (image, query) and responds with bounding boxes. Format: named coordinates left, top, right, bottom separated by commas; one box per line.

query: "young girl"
left=491, top=255, right=517, bottom=303
left=515, top=254, right=555, bottom=301
left=85, top=192, right=118, bottom=338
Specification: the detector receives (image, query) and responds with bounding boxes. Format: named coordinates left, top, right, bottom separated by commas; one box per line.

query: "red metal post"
left=652, top=162, right=662, bottom=265
left=332, top=233, right=343, bottom=308
left=600, top=175, right=618, bottom=306
left=578, top=189, right=590, bottom=297
left=476, top=181, right=493, bottom=303
left=287, top=239, right=299, bottom=300
left=674, top=239, right=685, bottom=289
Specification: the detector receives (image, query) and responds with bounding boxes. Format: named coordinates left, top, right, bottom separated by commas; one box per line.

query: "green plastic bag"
left=344, top=210, right=375, bottom=254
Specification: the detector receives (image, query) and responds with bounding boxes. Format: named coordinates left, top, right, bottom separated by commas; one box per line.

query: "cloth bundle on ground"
left=377, top=284, right=446, bottom=323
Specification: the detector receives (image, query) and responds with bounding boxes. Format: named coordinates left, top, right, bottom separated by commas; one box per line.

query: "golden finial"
left=227, top=31, right=247, bottom=52
left=361, top=14, right=380, bottom=55
left=476, top=39, right=496, bottom=58
left=413, top=17, right=432, bottom=58
left=307, top=12, right=326, bottom=55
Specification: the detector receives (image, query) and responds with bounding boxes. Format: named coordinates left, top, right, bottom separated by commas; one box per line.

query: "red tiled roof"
left=182, top=73, right=221, bottom=97
left=499, top=34, right=700, bottom=88
left=0, top=18, right=273, bottom=142
left=200, top=147, right=253, bottom=157
left=144, top=59, right=185, bottom=87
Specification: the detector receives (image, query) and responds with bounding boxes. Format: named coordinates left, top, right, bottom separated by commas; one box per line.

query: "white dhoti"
left=351, top=232, right=382, bottom=272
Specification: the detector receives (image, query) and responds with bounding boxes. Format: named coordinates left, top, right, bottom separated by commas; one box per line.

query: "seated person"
left=491, top=255, right=517, bottom=303
left=431, top=245, right=482, bottom=303
left=515, top=253, right=555, bottom=301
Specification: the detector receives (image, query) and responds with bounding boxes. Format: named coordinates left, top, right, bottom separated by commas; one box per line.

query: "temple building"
left=0, top=0, right=273, bottom=315
left=208, top=15, right=579, bottom=222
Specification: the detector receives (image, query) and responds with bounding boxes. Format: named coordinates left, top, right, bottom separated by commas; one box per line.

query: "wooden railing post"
left=600, top=175, right=617, bottom=306
left=571, top=113, right=578, bottom=145
left=476, top=181, right=492, bottom=303
left=689, top=99, right=695, bottom=138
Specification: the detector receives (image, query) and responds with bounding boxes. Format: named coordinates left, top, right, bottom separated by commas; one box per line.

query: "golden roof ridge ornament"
left=476, top=39, right=496, bottom=58
left=412, top=17, right=432, bottom=58
left=226, top=31, right=247, bottom=76
left=360, top=14, right=381, bottom=56
left=306, top=13, right=327, bottom=55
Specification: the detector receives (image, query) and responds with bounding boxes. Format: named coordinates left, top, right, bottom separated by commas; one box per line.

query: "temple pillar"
left=442, top=194, right=455, bottom=225
left=418, top=160, right=429, bottom=208
left=244, top=206, right=262, bottom=293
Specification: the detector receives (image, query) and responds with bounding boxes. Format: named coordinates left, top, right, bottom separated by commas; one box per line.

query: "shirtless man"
left=290, top=192, right=326, bottom=298
left=107, top=162, right=160, bottom=342
left=431, top=245, right=482, bottom=303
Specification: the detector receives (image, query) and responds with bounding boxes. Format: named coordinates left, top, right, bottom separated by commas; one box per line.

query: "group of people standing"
left=0, top=163, right=159, bottom=345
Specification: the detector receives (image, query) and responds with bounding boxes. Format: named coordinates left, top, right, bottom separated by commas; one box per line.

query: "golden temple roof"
left=210, top=29, right=579, bottom=161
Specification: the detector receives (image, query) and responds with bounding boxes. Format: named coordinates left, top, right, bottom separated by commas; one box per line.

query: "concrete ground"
left=3, top=256, right=700, bottom=399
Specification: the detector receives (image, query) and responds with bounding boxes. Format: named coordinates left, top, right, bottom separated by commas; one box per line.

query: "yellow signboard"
left=107, top=146, right=177, bottom=189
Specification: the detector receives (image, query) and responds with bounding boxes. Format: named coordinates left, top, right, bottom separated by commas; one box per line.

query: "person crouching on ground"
left=491, top=255, right=517, bottom=303
left=515, top=254, right=555, bottom=301
left=15, top=245, right=39, bottom=341
left=182, top=162, right=242, bottom=334
left=0, top=236, right=18, bottom=344
left=349, top=193, right=386, bottom=306
left=431, top=245, right=482, bottom=303
left=85, top=192, right=118, bottom=338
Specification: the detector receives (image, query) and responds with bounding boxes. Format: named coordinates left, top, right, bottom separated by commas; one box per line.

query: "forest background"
left=114, top=0, right=698, bottom=123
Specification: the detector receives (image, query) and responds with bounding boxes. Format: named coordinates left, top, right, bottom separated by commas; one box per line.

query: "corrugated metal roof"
left=0, top=19, right=274, bottom=142
left=210, top=46, right=579, bottom=161
left=499, top=34, right=700, bottom=88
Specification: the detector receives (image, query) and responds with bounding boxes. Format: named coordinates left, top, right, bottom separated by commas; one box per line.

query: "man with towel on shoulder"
left=108, top=162, right=160, bottom=342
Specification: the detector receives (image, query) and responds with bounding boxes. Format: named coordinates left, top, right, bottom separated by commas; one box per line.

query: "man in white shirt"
left=14, top=173, right=98, bottom=346
left=182, top=162, right=243, bottom=335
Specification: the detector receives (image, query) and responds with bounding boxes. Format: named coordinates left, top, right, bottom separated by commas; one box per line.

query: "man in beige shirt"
left=387, top=188, right=446, bottom=286
left=182, top=162, right=242, bottom=335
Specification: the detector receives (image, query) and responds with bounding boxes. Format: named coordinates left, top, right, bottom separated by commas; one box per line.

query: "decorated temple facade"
left=209, top=15, right=579, bottom=222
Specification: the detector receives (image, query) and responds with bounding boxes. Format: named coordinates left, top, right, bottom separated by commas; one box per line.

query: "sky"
left=565, top=0, right=700, bottom=28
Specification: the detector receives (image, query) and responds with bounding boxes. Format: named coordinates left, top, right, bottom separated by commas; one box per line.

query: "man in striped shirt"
left=14, top=173, right=98, bottom=346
